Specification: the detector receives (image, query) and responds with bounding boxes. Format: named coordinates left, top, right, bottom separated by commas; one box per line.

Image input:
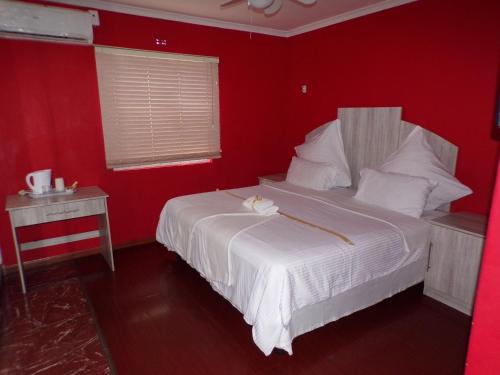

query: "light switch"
left=301, top=84, right=308, bottom=94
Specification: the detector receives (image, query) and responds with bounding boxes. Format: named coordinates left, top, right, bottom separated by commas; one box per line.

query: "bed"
left=156, top=107, right=459, bottom=355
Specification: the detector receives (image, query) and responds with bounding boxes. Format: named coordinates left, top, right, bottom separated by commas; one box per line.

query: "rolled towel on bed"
left=243, top=195, right=274, bottom=210
left=243, top=195, right=279, bottom=215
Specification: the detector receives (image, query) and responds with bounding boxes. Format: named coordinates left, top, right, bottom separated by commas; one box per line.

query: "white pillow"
left=354, top=168, right=436, bottom=218
left=380, top=126, right=472, bottom=210
left=295, top=119, right=351, bottom=187
left=305, top=122, right=330, bottom=142
left=286, top=157, right=341, bottom=191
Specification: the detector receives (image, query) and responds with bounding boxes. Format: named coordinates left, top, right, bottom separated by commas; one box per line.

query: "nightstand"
left=5, top=186, right=115, bottom=293
left=424, top=212, right=487, bottom=315
left=258, top=173, right=286, bottom=185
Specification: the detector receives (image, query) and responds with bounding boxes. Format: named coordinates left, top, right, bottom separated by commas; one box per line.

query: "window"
left=94, top=46, right=220, bottom=169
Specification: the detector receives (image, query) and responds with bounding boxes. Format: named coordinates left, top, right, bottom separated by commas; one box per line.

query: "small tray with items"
left=18, top=181, right=79, bottom=199
left=27, top=188, right=77, bottom=199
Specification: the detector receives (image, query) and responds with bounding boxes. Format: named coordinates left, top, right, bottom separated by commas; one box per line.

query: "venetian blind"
left=94, top=46, right=220, bottom=169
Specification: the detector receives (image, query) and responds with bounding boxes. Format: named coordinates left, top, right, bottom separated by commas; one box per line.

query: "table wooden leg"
left=98, top=201, right=115, bottom=271
left=9, top=214, right=26, bottom=294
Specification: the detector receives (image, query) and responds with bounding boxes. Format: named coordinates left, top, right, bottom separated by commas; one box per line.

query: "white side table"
left=5, top=186, right=115, bottom=293
left=424, top=212, right=486, bottom=315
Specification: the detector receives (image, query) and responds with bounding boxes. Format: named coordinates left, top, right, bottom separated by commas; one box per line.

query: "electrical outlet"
left=154, top=38, right=167, bottom=46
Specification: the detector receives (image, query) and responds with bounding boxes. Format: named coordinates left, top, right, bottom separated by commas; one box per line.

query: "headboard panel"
left=338, top=107, right=402, bottom=187
left=400, top=120, right=457, bottom=175
left=337, top=107, right=458, bottom=197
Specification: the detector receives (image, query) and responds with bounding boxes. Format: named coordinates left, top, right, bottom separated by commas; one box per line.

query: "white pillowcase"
left=354, top=168, right=436, bottom=218
left=286, top=157, right=341, bottom=191
left=295, top=119, right=351, bottom=187
left=380, top=126, right=472, bottom=210
left=305, top=122, right=330, bottom=142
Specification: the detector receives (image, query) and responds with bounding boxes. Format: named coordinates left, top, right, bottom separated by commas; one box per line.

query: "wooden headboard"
left=338, top=107, right=458, bottom=209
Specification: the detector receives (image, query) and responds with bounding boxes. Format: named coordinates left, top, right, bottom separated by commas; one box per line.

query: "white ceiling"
left=51, top=0, right=416, bottom=37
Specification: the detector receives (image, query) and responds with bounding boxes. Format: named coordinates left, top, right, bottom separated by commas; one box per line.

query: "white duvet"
left=156, top=182, right=430, bottom=355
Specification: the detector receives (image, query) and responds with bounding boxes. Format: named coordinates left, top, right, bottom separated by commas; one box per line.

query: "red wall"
left=466, top=159, right=500, bottom=374
left=286, top=0, right=500, bottom=214
left=0, top=10, right=289, bottom=265
left=0, top=0, right=499, bottom=266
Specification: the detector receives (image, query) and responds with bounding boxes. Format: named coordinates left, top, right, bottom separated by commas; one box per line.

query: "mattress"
left=156, top=181, right=431, bottom=355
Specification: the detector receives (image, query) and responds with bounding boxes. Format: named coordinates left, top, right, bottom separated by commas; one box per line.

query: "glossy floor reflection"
left=83, top=243, right=470, bottom=375
left=0, top=264, right=111, bottom=375
left=1, top=243, right=471, bottom=374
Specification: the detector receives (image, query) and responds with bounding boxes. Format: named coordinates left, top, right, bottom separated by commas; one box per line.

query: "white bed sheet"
left=156, top=181, right=431, bottom=355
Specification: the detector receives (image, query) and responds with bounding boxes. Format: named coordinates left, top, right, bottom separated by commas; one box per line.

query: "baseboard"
left=2, top=238, right=156, bottom=275
left=423, top=286, right=471, bottom=316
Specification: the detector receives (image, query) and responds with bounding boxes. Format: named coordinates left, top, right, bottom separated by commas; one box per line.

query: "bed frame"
left=161, top=107, right=461, bottom=355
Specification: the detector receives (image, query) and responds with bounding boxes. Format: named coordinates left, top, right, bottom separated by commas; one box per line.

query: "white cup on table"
left=55, top=177, right=65, bottom=192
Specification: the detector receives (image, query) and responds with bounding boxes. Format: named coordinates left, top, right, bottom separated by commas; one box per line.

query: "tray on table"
left=28, top=188, right=77, bottom=199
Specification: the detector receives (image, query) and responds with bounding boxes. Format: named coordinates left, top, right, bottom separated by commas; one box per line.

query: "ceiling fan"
left=221, top=0, right=317, bottom=16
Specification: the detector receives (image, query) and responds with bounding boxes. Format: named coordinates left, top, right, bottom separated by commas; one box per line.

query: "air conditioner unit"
left=0, top=0, right=98, bottom=44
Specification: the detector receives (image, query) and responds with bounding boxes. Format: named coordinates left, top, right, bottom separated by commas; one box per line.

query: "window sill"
left=112, top=158, right=213, bottom=171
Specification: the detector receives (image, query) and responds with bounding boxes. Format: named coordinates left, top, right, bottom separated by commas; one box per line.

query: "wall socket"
left=154, top=38, right=167, bottom=46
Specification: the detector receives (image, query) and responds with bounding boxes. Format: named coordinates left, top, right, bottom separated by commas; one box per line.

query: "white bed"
left=156, top=107, right=458, bottom=355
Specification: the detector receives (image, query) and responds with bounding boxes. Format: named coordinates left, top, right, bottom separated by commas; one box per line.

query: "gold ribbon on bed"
left=223, top=190, right=354, bottom=246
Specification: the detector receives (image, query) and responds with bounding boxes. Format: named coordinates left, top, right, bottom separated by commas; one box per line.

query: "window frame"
left=94, top=46, right=221, bottom=170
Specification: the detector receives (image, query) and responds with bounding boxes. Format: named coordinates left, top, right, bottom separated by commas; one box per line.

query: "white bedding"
left=156, top=181, right=431, bottom=355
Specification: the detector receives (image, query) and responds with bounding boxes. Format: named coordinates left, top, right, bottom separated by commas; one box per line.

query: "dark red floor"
left=0, top=263, right=111, bottom=374
left=1, top=243, right=471, bottom=374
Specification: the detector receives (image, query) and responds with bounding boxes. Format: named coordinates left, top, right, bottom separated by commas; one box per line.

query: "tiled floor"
left=0, top=244, right=472, bottom=374
left=0, top=263, right=111, bottom=374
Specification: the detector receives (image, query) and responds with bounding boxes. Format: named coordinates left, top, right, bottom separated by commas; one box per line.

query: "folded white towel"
left=243, top=196, right=279, bottom=215
left=243, top=195, right=274, bottom=210
left=260, top=205, right=279, bottom=215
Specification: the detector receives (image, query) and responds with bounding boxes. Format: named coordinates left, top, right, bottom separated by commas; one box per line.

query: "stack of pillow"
left=286, top=120, right=472, bottom=218
left=354, top=126, right=471, bottom=217
left=286, top=119, right=352, bottom=190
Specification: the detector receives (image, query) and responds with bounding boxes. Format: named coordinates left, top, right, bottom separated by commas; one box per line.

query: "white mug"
left=26, top=169, right=52, bottom=194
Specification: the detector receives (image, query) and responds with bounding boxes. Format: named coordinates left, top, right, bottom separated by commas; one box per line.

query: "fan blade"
left=250, top=0, right=274, bottom=9
left=221, top=0, right=245, bottom=8
left=295, top=0, right=317, bottom=4
left=264, top=0, right=282, bottom=15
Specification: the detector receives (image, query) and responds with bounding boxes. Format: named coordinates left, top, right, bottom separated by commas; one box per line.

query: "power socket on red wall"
left=154, top=38, right=167, bottom=47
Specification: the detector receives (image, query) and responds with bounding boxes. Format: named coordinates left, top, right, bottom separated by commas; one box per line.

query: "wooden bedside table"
left=5, top=186, right=115, bottom=293
left=424, top=212, right=487, bottom=315
left=258, top=173, right=286, bottom=185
